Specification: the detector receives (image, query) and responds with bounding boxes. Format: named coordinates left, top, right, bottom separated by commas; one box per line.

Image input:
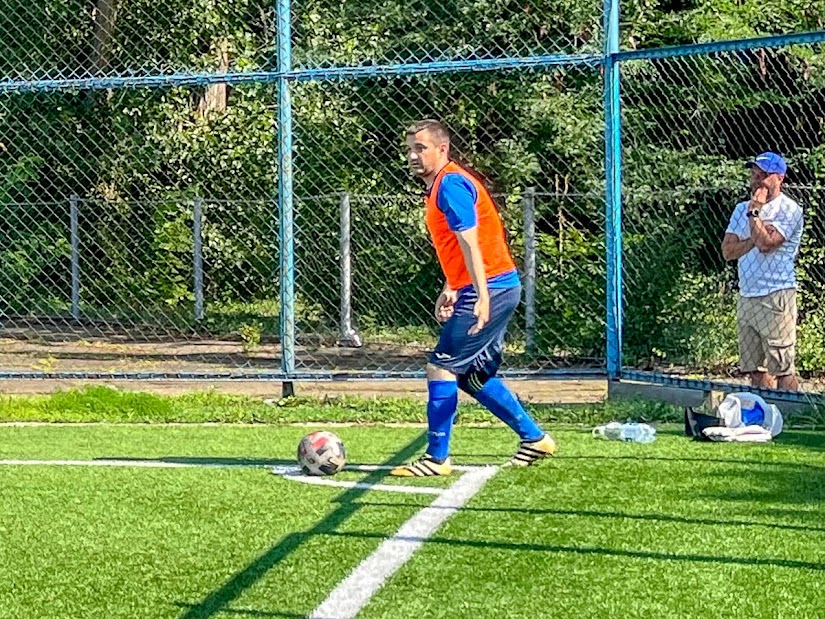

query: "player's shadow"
left=173, top=433, right=427, bottom=619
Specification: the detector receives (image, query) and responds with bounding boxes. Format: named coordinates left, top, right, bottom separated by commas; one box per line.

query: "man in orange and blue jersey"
left=391, top=119, right=557, bottom=477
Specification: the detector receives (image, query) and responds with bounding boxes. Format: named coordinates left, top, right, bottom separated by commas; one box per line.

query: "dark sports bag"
left=684, top=406, right=725, bottom=441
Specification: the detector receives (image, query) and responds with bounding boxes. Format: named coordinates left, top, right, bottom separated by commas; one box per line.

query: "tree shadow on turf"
left=320, top=529, right=825, bottom=571
left=348, top=501, right=825, bottom=534
left=560, top=454, right=825, bottom=470
left=173, top=604, right=304, bottom=617
left=95, top=456, right=296, bottom=467
left=171, top=433, right=428, bottom=619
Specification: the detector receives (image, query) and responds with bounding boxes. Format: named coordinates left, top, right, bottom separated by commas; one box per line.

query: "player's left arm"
left=749, top=216, right=786, bottom=253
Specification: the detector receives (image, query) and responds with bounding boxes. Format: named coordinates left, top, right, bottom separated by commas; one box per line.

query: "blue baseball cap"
left=746, top=152, right=787, bottom=175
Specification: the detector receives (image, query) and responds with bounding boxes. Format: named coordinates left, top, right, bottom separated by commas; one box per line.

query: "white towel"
left=702, top=425, right=775, bottom=442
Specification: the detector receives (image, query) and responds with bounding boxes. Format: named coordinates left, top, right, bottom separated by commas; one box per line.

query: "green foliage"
left=1, top=0, right=825, bottom=375
left=238, top=321, right=263, bottom=353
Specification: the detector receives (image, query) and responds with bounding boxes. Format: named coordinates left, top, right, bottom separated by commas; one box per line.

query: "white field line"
left=309, top=466, right=499, bottom=619
left=0, top=459, right=478, bottom=496
left=0, top=459, right=479, bottom=472
left=0, top=455, right=499, bottom=617
left=271, top=466, right=444, bottom=495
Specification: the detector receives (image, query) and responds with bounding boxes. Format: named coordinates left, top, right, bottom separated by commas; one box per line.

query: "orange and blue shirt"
left=425, top=161, right=519, bottom=291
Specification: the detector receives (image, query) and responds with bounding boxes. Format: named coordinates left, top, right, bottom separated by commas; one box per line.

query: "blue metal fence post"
left=603, top=0, right=623, bottom=380
left=277, top=0, right=296, bottom=393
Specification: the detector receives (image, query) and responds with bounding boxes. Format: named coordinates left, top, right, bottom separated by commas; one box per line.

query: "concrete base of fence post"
left=338, top=332, right=363, bottom=348
left=702, top=389, right=725, bottom=413
left=282, top=381, right=295, bottom=398
left=608, top=380, right=814, bottom=417
left=608, top=379, right=707, bottom=408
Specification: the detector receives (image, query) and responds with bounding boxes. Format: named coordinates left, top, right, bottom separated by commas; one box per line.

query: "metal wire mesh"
left=291, top=68, right=605, bottom=373
left=2, top=0, right=823, bottom=391
left=0, top=84, right=282, bottom=375
left=0, top=0, right=604, bottom=83
left=0, top=67, right=606, bottom=376
left=621, top=45, right=825, bottom=391
left=291, top=0, right=604, bottom=69
left=1, top=0, right=275, bottom=82
left=619, top=0, right=825, bottom=51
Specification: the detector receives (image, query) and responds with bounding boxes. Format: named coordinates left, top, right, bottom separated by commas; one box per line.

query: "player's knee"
left=457, top=368, right=492, bottom=395
left=426, top=363, right=455, bottom=382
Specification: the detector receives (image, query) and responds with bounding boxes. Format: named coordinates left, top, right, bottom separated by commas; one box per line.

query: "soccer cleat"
left=390, top=454, right=453, bottom=477
left=504, top=434, right=558, bottom=467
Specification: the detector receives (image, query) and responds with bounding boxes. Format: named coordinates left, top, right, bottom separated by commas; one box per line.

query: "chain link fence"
left=1, top=0, right=824, bottom=396
left=291, top=69, right=605, bottom=374
left=2, top=0, right=276, bottom=81
left=1, top=0, right=605, bottom=82
left=291, top=0, right=604, bottom=68
left=621, top=45, right=825, bottom=392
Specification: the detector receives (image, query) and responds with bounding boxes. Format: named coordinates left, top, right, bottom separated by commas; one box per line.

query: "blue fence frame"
left=1, top=0, right=824, bottom=404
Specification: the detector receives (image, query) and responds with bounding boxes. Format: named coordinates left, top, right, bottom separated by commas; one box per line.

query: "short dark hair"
left=406, top=119, right=450, bottom=145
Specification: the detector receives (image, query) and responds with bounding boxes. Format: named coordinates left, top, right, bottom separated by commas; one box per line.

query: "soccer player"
left=391, top=119, right=557, bottom=477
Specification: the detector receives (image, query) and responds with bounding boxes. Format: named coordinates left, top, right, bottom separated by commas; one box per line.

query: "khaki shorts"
left=737, top=289, right=797, bottom=376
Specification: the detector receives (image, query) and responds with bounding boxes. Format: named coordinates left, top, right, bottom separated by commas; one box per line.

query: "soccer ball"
left=297, top=430, right=347, bottom=476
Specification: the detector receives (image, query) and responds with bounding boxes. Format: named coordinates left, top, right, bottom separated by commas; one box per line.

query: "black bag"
left=684, top=406, right=725, bottom=441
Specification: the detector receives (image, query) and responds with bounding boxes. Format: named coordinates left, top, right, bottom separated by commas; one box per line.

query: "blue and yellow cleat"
left=504, top=434, right=558, bottom=467
left=390, top=454, right=453, bottom=477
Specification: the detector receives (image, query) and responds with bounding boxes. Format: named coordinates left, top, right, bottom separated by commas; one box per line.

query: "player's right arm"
left=435, top=285, right=457, bottom=323
left=721, top=202, right=755, bottom=261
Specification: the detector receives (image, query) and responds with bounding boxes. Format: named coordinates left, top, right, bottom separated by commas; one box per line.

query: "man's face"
left=406, top=129, right=448, bottom=178
left=750, top=165, right=783, bottom=194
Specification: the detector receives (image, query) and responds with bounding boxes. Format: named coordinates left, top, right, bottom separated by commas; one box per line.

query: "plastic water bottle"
left=592, top=422, right=656, bottom=443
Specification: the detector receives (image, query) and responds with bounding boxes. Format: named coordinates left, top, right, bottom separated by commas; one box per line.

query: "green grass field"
left=0, top=389, right=823, bottom=618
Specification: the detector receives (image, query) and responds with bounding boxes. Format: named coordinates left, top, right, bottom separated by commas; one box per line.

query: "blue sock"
left=426, top=380, right=458, bottom=461
left=472, top=377, right=544, bottom=442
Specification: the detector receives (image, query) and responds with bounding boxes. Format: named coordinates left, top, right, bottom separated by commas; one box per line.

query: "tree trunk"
left=92, top=0, right=118, bottom=73
left=197, top=41, right=232, bottom=116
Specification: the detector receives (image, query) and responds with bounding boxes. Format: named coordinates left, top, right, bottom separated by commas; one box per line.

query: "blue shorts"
left=429, top=286, right=521, bottom=376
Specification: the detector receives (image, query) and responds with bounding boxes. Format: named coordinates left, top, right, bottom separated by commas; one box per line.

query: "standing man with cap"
left=721, top=152, right=804, bottom=391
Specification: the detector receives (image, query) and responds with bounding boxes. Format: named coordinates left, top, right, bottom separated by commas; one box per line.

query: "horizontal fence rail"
left=0, top=0, right=823, bottom=401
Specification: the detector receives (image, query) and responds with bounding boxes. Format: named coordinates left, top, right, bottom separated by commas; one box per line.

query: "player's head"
left=406, top=119, right=451, bottom=180
left=746, top=152, right=786, bottom=195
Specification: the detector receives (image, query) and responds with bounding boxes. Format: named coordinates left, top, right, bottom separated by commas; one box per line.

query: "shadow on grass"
left=560, top=454, right=825, bottom=470
left=699, top=462, right=825, bottom=508
left=96, top=456, right=296, bottom=467
left=95, top=456, right=405, bottom=470
left=349, top=501, right=825, bottom=534
left=173, top=604, right=304, bottom=618
left=321, top=530, right=825, bottom=571
left=173, top=434, right=427, bottom=619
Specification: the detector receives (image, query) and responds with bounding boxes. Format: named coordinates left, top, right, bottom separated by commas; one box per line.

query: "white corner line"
left=0, top=459, right=486, bottom=473
left=271, top=466, right=445, bottom=496
left=309, top=465, right=499, bottom=619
